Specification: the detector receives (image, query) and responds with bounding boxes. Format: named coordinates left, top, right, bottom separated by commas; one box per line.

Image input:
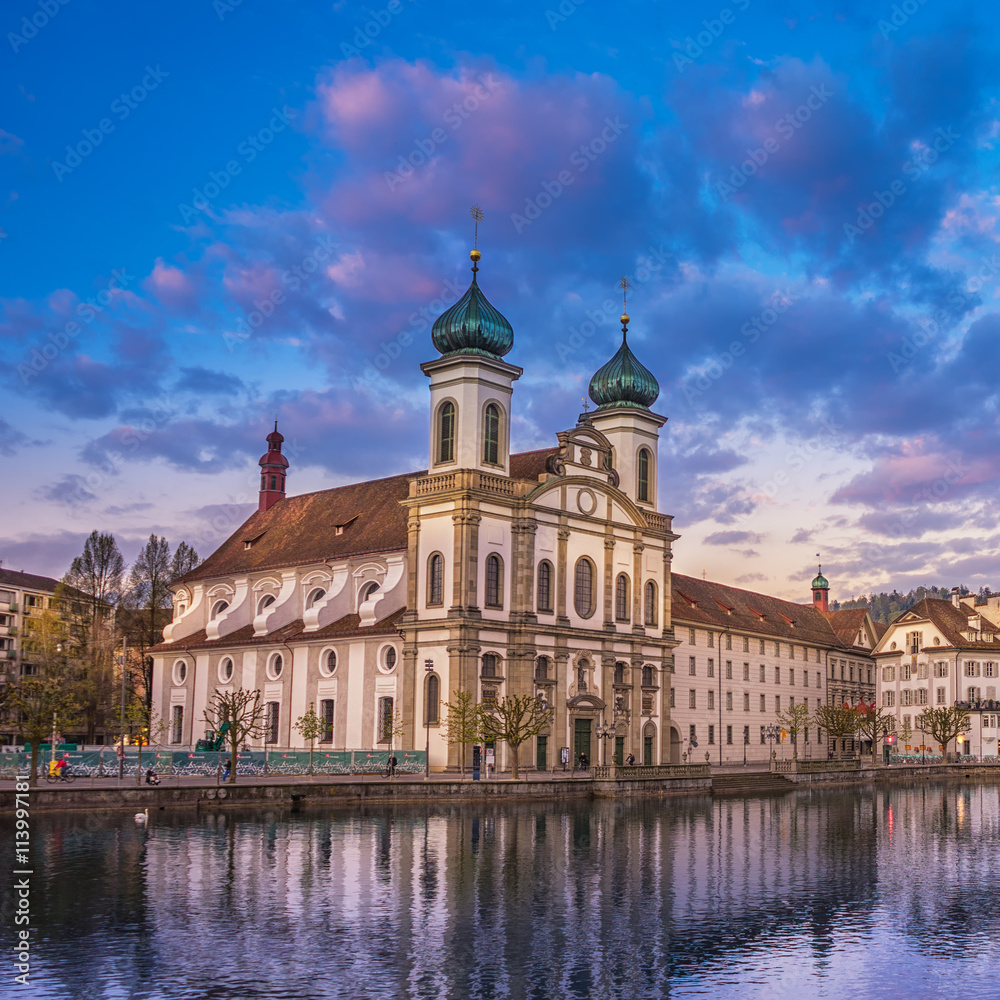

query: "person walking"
left=222, top=758, right=231, bottom=782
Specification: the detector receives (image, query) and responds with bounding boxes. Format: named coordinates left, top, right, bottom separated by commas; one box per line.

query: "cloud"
left=704, top=530, right=765, bottom=545
left=36, top=474, right=97, bottom=507
left=174, top=367, right=245, bottom=395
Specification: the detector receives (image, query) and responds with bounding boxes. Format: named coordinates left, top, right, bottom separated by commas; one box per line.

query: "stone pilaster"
left=556, top=524, right=570, bottom=624
left=602, top=534, right=615, bottom=630
left=632, top=539, right=645, bottom=633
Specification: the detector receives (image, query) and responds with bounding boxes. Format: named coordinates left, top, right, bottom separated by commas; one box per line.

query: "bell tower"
left=811, top=560, right=830, bottom=613
left=258, top=421, right=289, bottom=512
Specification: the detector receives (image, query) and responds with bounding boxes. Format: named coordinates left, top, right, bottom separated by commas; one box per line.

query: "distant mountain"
left=831, top=585, right=995, bottom=624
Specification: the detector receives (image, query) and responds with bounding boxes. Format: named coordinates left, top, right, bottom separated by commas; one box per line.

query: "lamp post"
left=596, top=715, right=616, bottom=767
left=764, top=723, right=779, bottom=764
left=424, top=658, right=433, bottom=779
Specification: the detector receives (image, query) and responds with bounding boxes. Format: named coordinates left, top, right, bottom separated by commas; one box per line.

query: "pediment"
left=526, top=475, right=647, bottom=526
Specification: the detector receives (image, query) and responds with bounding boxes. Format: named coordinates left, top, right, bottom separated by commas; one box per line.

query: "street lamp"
left=596, top=715, right=616, bottom=766
left=764, top=724, right=779, bottom=762
left=424, top=658, right=433, bottom=779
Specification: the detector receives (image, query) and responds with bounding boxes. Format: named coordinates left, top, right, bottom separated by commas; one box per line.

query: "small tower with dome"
left=586, top=277, right=666, bottom=509
left=811, top=560, right=830, bottom=613
left=258, top=421, right=289, bottom=512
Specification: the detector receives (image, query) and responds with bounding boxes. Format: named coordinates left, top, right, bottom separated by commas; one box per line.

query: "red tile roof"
left=890, top=598, right=1000, bottom=652
left=149, top=607, right=407, bottom=654
left=824, top=608, right=871, bottom=647
left=175, top=450, right=559, bottom=588
left=671, top=573, right=862, bottom=650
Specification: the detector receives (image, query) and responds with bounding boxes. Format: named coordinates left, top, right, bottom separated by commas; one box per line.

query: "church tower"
left=811, top=562, right=830, bottom=613
left=586, top=279, right=665, bottom=509
left=258, top=421, right=288, bottom=511
left=421, top=207, right=522, bottom=476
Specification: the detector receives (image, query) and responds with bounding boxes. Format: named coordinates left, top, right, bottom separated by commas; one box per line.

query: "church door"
left=574, top=719, right=592, bottom=766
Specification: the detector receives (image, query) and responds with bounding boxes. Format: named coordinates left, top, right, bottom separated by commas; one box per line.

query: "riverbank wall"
left=4, top=762, right=999, bottom=814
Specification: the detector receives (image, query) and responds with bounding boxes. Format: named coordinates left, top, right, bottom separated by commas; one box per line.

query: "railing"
left=477, top=473, right=519, bottom=497
left=644, top=512, right=674, bottom=534
left=592, top=763, right=711, bottom=780
left=412, top=473, right=458, bottom=496
left=772, top=759, right=795, bottom=773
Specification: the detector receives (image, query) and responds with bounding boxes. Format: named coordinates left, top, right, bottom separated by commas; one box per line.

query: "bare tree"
left=203, top=688, right=266, bottom=783
left=775, top=702, right=812, bottom=761
left=855, top=702, right=896, bottom=766
left=916, top=706, right=971, bottom=760
left=480, top=694, right=554, bottom=780
left=64, top=530, right=125, bottom=624
left=170, top=541, right=200, bottom=579
left=442, top=690, right=483, bottom=778
left=815, top=704, right=861, bottom=760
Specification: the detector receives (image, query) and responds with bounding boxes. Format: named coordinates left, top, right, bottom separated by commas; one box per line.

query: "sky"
left=2, top=0, right=999, bottom=603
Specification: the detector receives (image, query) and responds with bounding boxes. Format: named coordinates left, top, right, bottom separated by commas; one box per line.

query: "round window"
left=320, top=648, right=337, bottom=676
left=269, top=654, right=283, bottom=680
left=173, top=659, right=188, bottom=685
left=379, top=645, right=397, bottom=673
left=219, top=657, right=234, bottom=683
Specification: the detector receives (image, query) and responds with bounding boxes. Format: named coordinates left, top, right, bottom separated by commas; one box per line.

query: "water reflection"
left=4, top=782, right=1000, bottom=999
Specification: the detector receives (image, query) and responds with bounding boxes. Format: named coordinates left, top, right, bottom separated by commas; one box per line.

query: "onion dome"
left=259, top=421, right=288, bottom=471
left=588, top=313, right=660, bottom=410
left=811, top=564, right=829, bottom=591
left=431, top=250, right=514, bottom=359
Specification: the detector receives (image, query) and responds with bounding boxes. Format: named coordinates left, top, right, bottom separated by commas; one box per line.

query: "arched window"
left=360, top=581, right=380, bottom=604
left=637, top=448, right=651, bottom=503
left=535, top=656, right=550, bottom=681
left=425, top=673, right=440, bottom=725
left=536, top=561, right=553, bottom=613
left=427, top=553, right=444, bottom=606
left=211, top=599, right=229, bottom=619
left=482, top=653, right=498, bottom=678
left=642, top=664, right=655, bottom=687
left=306, top=587, right=325, bottom=609
left=574, top=558, right=595, bottom=618
left=644, top=581, right=657, bottom=626
left=270, top=475, right=277, bottom=490
left=485, top=554, right=503, bottom=608
left=615, top=574, right=630, bottom=621
left=483, top=403, right=500, bottom=465
left=438, top=401, right=455, bottom=464
left=256, top=594, right=275, bottom=615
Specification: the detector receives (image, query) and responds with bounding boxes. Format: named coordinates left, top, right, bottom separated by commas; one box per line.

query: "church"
left=151, top=237, right=878, bottom=770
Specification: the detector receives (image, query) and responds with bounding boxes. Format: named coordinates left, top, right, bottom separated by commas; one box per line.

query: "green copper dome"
left=812, top=569, right=829, bottom=590
left=431, top=251, right=514, bottom=359
left=588, top=318, right=660, bottom=410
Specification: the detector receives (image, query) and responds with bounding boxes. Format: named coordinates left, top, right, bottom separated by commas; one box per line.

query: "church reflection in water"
left=17, top=782, right=1000, bottom=1000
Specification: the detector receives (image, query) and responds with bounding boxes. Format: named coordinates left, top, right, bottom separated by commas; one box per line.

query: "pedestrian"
left=222, top=758, right=231, bottom=782
left=626, top=752, right=635, bottom=766
left=145, top=768, right=160, bottom=786
left=579, top=752, right=588, bottom=770
left=389, top=754, right=398, bottom=777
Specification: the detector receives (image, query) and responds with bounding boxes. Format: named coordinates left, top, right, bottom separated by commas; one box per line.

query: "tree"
left=9, top=678, right=80, bottom=786
left=442, top=690, right=483, bottom=778
left=479, top=694, right=554, bottom=780
left=815, top=704, right=861, bottom=759
left=294, top=703, right=324, bottom=776
left=775, top=702, right=812, bottom=761
left=855, top=702, right=896, bottom=766
left=119, top=701, right=167, bottom=785
left=170, top=541, right=200, bottom=579
left=122, top=535, right=173, bottom=717
left=64, top=530, right=125, bottom=623
left=203, top=688, right=266, bottom=784
left=916, top=706, right=971, bottom=760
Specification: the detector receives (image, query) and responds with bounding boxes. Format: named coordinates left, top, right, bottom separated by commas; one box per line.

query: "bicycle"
left=44, top=768, right=76, bottom=784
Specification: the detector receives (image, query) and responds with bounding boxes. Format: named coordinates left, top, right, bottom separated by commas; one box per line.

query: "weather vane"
left=581, top=396, right=590, bottom=414
left=470, top=204, right=484, bottom=249
left=619, top=275, right=631, bottom=335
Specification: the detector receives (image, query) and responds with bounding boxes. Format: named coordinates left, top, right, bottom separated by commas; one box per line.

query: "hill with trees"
left=831, top=585, right=995, bottom=624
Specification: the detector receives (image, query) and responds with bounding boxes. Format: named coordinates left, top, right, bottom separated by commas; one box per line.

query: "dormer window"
left=211, top=600, right=229, bottom=619
left=257, top=595, right=275, bottom=615
left=306, top=588, right=326, bottom=609
left=360, top=581, right=380, bottom=604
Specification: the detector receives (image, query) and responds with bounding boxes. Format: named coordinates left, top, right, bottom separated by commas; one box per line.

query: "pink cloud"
left=144, top=258, right=200, bottom=313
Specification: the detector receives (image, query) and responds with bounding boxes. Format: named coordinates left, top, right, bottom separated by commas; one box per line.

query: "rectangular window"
left=902, top=689, right=913, bottom=706
left=775, top=666, right=781, bottom=684
left=775, top=641, right=781, bottom=657
left=789, top=645, right=796, bottom=660
left=707, top=690, right=715, bottom=710
left=965, top=661, right=980, bottom=677
left=759, top=694, right=765, bottom=712
left=775, top=695, right=781, bottom=713
left=789, top=668, right=795, bottom=686
left=743, top=636, right=750, bottom=652
left=934, top=662, right=949, bottom=678
left=789, top=695, right=795, bottom=709
left=743, top=725, right=750, bottom=744
left=377, top=696, right=394, bottom=743
left=743, top=662, right=750, bottom=681
left=689, top=656, right=697, bottom=676
left=670, top=687, right=675, bottom=708
left=744, top=692, right=750, bottom=712
left=689, top=689, right=697, bottom=709
left=266, top=701, right=279, bottom=745
left=706, top=631, right=714, bottom=646
left=727, top=725, right=733, bottom=745
left=902, top=713, right=912, bottom=730
left=759, top=664, right=766, bottom=683
left=726, top=635, right=732, bottom=650
left=708, top=725, right=715, bottom=745
left=759, top=639, right=765, bottom=654
left=917, top=688, right=928, bottom=705
left=883, top=691, right=895, bottom=708
left=689, top=628, right=696, bottom=645
left=726, top=691, right=733, bottom=711
left=689, top=724, right=696, bottom=744
left=170, top=705, right=183, bottom=744
left=849, top=663, right=855, bottom=681
left=760, top=725, right=766, bottom=745
left=936, top=687, right=946, bottom=704
left=968, top=686, right=981, bottom=702
left=726, top=660, right=733, bottom=679
left=707, top=658, right=715, bottom=678
left=816, top=672, right=821, bottom=688
left=986, top=663, right=996, bottom=678
left=320, top=699, right=334, bottom=743
left=883, top=666, right=896, bottom=682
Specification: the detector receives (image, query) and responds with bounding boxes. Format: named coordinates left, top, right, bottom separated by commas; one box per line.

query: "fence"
left=0, top=748, right=427, bottom=778
left=592, top=764, right=711, bottom=780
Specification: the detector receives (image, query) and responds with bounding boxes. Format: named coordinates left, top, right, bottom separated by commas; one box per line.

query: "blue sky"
left=2, top=0, right=999, bottom=601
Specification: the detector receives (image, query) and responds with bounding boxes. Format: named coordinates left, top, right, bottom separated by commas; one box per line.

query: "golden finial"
left=619, top=275, right=631, bottom=335
left=469, top=204, right=484, bottom=267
